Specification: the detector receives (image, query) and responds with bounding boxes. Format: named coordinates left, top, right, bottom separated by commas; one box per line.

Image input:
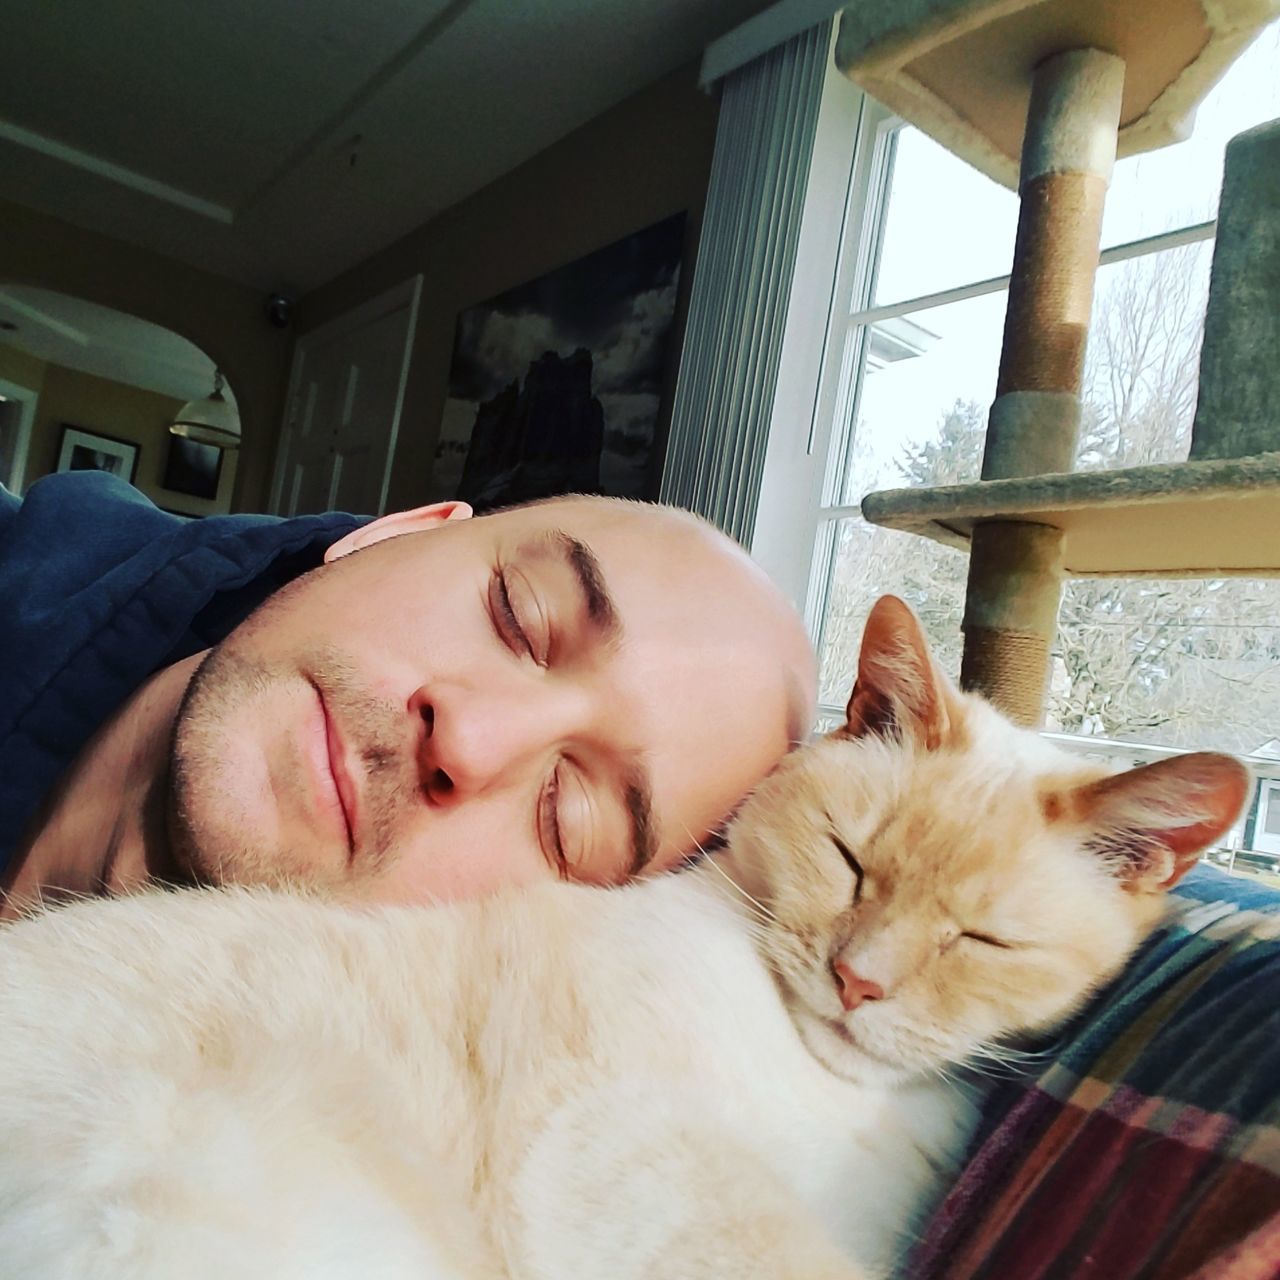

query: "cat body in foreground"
left=0, top=599, right=1248, bottom=1280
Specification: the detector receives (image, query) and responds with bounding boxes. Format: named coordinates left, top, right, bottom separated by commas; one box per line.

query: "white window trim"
left=750, top=82, right=895, bottom=626
left=850, top=218, right=1217, bottom=329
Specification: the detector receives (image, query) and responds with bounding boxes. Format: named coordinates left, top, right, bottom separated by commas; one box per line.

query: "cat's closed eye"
left=959, top=930, right=1014, bottom=950
left=828, top=831, right=864, bottom=902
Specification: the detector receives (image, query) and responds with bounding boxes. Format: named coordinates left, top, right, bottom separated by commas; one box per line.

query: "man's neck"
left=0, top=652, right=207, bottom=920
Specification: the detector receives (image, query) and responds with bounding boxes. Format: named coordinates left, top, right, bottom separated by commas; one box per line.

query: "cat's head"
left=721, top=595, right=1249, bottom=1085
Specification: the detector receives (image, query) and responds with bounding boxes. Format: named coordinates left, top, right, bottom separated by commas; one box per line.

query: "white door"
left=271, top=277, right=421, bottom=516
left=1255, top=780, right=1280, bottom=856
left=0, top=377, right=38, bottom=493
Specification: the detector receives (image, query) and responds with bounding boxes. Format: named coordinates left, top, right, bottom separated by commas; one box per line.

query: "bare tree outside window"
left=1052, top=244, right=1280, bottom=753
left=819, top=242, right=1280, bottom=755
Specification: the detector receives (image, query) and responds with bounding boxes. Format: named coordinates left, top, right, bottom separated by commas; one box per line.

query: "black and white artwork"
left=55, top=424, right=139, bottom=483
left=432, top=212, right=686, bottom=508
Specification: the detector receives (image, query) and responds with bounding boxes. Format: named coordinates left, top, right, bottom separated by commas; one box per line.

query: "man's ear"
left=324, top=501, right=473, bottom=563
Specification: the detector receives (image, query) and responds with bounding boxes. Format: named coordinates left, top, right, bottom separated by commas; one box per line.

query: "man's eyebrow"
left=622, top=768, right=657, bottom=878
left=551, top=530, right=619, bottom=638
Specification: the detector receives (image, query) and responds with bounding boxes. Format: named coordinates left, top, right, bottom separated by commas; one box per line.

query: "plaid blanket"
left=909, top=865, right=1280, bottom=1280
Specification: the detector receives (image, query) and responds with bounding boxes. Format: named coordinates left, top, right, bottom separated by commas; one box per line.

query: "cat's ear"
left=839, top=596, right=955, bottom=750
left=1050, top=752, right=1250, bottom=892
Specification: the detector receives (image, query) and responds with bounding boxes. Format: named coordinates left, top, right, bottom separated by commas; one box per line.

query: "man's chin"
left=167, top=648, right=335, bottom=890
left=166, top=641, right=407, bottom=895
left=166, top=798, right=348, bottom=893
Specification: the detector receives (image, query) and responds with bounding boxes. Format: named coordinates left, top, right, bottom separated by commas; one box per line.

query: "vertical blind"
left=660, top=19, right=831, bottom=545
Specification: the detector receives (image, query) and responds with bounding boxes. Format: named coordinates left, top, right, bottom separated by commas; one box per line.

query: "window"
left=763, top=22, right=1280, bottom=882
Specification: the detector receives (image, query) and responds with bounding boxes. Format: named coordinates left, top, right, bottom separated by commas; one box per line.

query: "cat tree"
left=836, top=0, right=1280, bottom=724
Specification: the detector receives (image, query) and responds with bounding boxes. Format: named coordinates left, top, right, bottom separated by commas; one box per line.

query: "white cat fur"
left=0, top=867, right=971, bottom=1280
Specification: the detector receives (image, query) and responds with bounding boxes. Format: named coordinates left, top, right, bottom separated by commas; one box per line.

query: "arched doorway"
left=0, top=285, right=239, bottom=516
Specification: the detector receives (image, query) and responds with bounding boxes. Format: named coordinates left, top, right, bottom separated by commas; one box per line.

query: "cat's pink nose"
left=834, top=962, right=884, bottom=1011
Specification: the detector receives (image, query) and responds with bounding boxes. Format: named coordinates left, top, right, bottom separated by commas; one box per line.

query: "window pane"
left=872, top=127, right=1019, bottom=307
left=819, top=555, right=1280, bottom=746
left=816, top=517, right=967, bottom=709
left=1078, top=239, right=1214, bottom=469
left=866, top=20, right=1280, bottom=311
left=836, top=290, right=1005, bottom=505
left=842, top=211, right=1215, bottom=503
left=839, top=238, right=1214, bottom=503
left=1264, top=795, right=1280, bottom=838
left=1101, top=21, right=1280, bottom=247
left=1049, top=578, right=1280, bottom=756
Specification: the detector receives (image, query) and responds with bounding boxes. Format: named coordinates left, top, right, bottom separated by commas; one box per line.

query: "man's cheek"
left=371, top=814, right=545, bottom=904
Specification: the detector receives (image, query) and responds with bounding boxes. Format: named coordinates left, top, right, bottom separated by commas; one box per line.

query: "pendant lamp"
left=169, top=369, right=240, bottom=449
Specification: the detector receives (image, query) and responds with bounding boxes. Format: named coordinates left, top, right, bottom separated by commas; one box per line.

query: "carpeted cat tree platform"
left=837, top=0, right=1280, bottom=725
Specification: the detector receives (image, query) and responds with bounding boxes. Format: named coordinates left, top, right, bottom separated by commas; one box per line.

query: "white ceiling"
left=0, top=286, right=230, bottom=405
left=0, top=0, right=771, bottom=294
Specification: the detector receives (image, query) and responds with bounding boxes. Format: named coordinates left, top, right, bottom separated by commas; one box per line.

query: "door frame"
left=0, top=375, right=39, bottom=494
left=269, top=275, right=422, bottom=515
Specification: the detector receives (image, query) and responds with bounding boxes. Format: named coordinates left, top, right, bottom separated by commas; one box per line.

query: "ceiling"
left=0, top=286, right=230, bottom=405
left=0, top=0, right=771, bottom=294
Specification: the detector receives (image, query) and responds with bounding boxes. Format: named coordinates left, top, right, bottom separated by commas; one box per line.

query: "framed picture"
left=162, top=435, right=223, bottom=500
left=56, top=424, right=140, bottom=484
left=433, top=212, right=687, bottom=508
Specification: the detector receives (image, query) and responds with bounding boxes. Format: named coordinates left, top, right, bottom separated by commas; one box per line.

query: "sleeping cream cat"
left=0, top=596, right=1248, bottom=1280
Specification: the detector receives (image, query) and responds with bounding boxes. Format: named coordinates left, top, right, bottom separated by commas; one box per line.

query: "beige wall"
left=0, top=343, right=48, bottom=396
left=0, top=199, right=291, bottom=511
left=299, top=63, right=719, bottom=512
left=12, top=353, right=237, bottom=514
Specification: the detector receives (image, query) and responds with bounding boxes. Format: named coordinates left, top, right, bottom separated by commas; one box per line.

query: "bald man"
left=0, top=474, right=814, bottom=916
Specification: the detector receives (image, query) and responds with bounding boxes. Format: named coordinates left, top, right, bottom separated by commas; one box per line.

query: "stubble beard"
left=167, top=643, right=417, bottom=893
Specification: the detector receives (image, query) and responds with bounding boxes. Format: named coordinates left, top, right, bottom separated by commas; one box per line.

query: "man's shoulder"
left=4, top=471, right=368, bottom=595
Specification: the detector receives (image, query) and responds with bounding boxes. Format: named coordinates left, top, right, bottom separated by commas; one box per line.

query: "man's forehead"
left=497, top=497, right=815, bottom=867
left=496, top=499, right=712, bottom=585
left=489, top=493, right=630, bottom=525
left=497, top=494, right=700, bottom=539
left=496, top=495, right=814, bottom=724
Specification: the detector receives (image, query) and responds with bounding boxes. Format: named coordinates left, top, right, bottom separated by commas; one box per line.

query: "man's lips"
left=314, top=684, right=358, bottom=856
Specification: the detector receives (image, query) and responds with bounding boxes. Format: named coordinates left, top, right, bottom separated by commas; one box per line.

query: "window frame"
left=752, top=67, right=1227, bottom=726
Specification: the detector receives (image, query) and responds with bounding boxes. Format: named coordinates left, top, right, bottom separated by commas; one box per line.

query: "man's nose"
left=409, top=682, right=582, bottom=802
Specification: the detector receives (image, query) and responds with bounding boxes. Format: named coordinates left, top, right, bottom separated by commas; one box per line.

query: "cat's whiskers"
left=972, top=1038, right=1054, bottom=1065
left=961, top=1038, right=1055, bottom=1081
left=928, top=1063, right=978, bottom=1103
left=686, top=830, right=780, bottom=928
left=956, top=1058, right=1020, bottom=1083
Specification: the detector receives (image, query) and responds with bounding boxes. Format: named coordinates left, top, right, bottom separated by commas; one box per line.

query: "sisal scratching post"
left=960, top=49, right=1124, bottom=725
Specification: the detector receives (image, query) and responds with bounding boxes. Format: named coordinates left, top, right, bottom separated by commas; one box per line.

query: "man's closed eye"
left=490, top=566, right=550, bottom=666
